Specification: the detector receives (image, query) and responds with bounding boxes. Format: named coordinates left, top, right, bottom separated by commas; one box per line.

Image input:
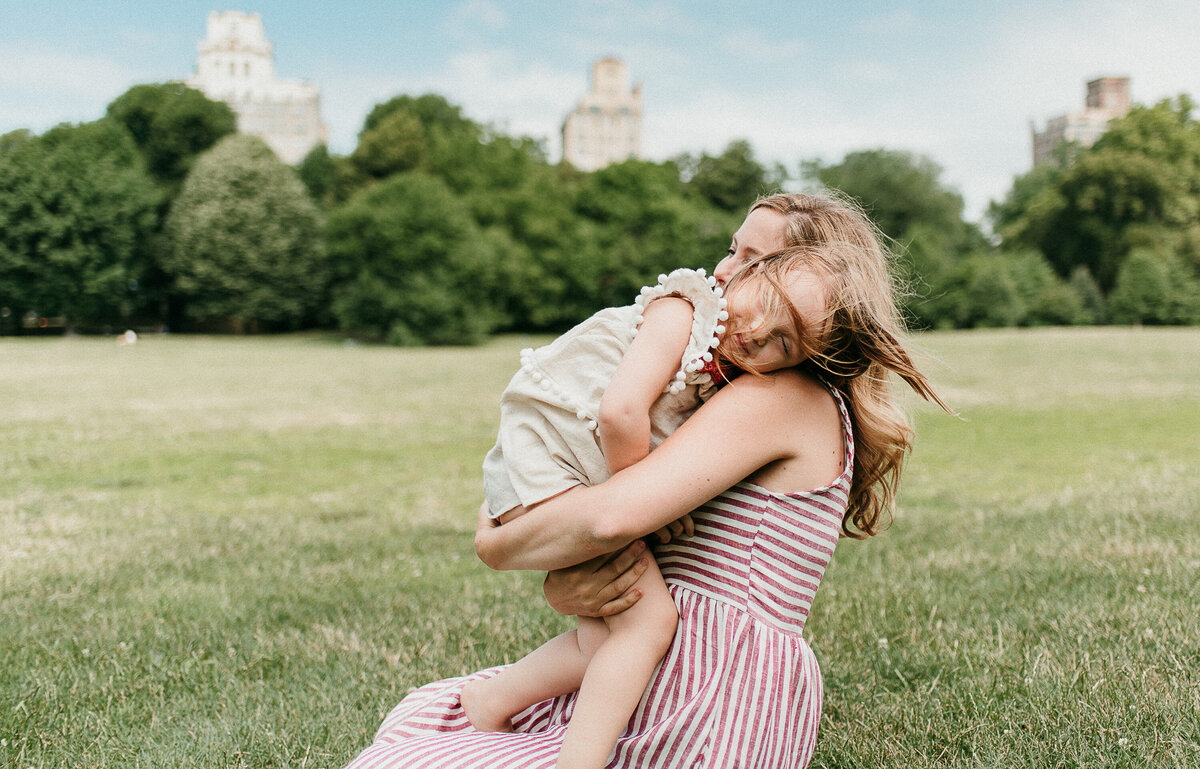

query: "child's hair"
left=731, top=192, right=953, bottom=539
left=751, top=190, right=892, bottom=257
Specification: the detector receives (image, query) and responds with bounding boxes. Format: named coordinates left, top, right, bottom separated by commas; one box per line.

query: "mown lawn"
left=1, top=328, right=1197, bottom=768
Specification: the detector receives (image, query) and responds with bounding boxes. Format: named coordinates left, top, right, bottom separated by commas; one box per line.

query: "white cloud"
left=316, top=48, right=583, bottom=155
left=0, top=42, right=146, bottom=131
left=445, top=0, right=510, bottom=41
left=0, top=44, right=133, bottom=96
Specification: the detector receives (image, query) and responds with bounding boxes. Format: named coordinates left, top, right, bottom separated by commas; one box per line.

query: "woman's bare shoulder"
left=726, top=370, right=844, bottom=491
left=718, top=368, right=835, bottom=413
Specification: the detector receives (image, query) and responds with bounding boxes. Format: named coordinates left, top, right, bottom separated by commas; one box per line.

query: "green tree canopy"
left=803, top=149, right=975, bottom=244
left=992, top=96, right=1200, bottom=293
left=107, top=83, right=237, bottom=186
left=0, top=120, right=161, bottom=328
left=681, top=139, right=786, bottom=213
left=327, top=171, right=505, bottom=344
left=803, top=148, right=985, bottom=329
left=574, top=159, right=738, bottom=309
left=163, top=134, right=327, bottom=330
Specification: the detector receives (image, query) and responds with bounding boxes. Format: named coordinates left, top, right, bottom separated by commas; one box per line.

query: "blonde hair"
left=734, top=193, right=952, bottom=539
left=752, top=190, right=892, bottom=259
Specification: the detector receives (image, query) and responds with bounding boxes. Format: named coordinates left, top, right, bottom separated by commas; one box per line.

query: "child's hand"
left=651, top=513, right=695, bottom=544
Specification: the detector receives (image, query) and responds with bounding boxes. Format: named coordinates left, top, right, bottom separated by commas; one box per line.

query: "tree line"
left=2, top=83, right=1198, bottom=341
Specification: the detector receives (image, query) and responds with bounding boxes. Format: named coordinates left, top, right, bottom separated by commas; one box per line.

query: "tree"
left=327, top=172, right=504, bottom=344
left=0, top=120, right=161, bottom=329
left=107, top=83, right=237, bottom=187
left=993, top=97, right=1200, bottom=294
left=350, top=109, right=426, bottom=179
left=296, top=143, right=335, bottom=203
left=961, top=255, right=1024, bottom=328
left=1068, top=266, right=1106, bottom=324
left=804, top=149, right=978, bottom=247
left=805, top=148, right=984, bottom=328
left=684, top=140, right=786, bottom=213
left=574, top=159, right=739, bottom=310
left=163, top=135, right=327, bottom=330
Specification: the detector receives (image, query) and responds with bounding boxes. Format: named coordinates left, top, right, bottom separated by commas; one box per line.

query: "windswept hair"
left=735, top=193, right=953, bottom=539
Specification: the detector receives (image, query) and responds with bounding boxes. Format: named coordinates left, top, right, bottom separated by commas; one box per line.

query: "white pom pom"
left=531, top=371, right=543, bottom=383
left=717, top=310, right=729, bottom=321
left=714, top=287, right=724, bottom=299
left=586, top=419, right=598, bottom=431
left=697, top=268, right=706, bottom=277
left=540, top=380, right=551, bottom=391
left=716, top=324, right=726, bottom=334
left=703, top=352, right=713, bottom=362
left=576, top=408, right=588, bottom=420
left=707, top=276, right=717, bottom=287
left=675, top=371, right=686, bottom=381
left=658, top=274, right=669, bottom=284
left=711, top=336, right=720, bottom=347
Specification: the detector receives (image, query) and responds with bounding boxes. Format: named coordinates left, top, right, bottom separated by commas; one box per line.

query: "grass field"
left=2, top=328, right=1198, bottom=768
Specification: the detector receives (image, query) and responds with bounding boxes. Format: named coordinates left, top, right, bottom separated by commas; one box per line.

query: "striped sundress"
left=344, top=388, right=854, bottom=769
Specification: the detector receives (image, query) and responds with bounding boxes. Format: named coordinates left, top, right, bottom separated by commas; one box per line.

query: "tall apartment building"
left=562, top=58, right=643, bottom=171
left=1031, top=76, right=1131, bottom=167
left=186, top=11, right=328, bottom=164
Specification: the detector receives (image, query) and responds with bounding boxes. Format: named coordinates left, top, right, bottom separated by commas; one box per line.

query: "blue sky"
left=4, top=0, right=1199, bottom=223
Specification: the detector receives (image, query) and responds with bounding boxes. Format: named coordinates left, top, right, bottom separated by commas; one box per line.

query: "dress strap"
left=824, top=382, right=855, bottom=473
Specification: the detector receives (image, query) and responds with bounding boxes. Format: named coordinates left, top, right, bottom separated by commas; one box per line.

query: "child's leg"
left=554, top=556, right=678, bottom=769
left=462, top=502, right=612, bottom=732
left=461, top=622, right=602, bottom=732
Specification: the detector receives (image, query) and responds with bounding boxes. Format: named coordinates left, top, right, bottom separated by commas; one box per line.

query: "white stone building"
left=1031, top=76, right=1131, bottom=167
left=186, top=11, right=328, bottom=164
left=562, top=58, right=643, bottom=171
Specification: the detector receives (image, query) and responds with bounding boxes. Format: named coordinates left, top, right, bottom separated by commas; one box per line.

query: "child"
left=464, top=254, right=831, bottom=769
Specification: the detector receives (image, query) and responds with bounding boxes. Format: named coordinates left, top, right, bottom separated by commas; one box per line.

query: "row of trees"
left=3, top=84, right=1198, bottom=341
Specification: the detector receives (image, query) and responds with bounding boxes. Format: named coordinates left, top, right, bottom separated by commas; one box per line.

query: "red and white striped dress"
left=345, top=389, right=854, bottom=769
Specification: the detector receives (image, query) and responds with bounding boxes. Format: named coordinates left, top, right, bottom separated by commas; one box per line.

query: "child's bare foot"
left=461, top=679, right=514, bottom=732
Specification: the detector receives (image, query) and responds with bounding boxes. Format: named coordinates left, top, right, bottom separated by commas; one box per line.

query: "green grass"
left=1, top=328, right=1198, bottom=767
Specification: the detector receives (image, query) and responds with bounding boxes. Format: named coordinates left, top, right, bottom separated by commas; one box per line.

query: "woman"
left=344, top=194, right=950, bottom=768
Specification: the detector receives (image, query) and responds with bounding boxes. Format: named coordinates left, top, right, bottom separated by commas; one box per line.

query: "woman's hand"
left=650, top=513, right=694, bottom=544
left=542, top=540, right=650, bottom=617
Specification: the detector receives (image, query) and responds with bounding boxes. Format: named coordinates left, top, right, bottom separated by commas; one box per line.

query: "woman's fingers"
left=594, top=542, right=649, bottom=603
left=595, top=587, right=644, bottom=617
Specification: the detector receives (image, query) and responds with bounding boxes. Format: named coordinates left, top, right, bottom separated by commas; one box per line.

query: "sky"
left=3, top=0, right=1199, bottom=224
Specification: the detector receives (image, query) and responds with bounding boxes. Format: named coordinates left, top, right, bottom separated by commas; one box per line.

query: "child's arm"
left=597, top=296, right=694, bottom=476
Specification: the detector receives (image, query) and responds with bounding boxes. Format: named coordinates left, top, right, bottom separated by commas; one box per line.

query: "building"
left=562, top=58, right=643, bottom=171
left=186, top=11, right=328, bottom=164
left=1031, top=76, right=1131, bottom=167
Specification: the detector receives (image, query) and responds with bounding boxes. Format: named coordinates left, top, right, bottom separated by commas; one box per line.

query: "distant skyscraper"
left=562, top=58, right=643, bottom=171
left=186, top=11, right=328, bottom=164
left=1031, top=76, right=1130, bottom=167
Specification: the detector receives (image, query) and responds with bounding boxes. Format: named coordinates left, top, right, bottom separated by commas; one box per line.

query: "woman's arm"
left=476, top=369, right=832, bottom=571
left=597, top=296, right=694, bottom=475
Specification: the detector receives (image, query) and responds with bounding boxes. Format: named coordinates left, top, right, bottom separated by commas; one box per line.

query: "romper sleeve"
left=631, top=267, right=729, bottom=394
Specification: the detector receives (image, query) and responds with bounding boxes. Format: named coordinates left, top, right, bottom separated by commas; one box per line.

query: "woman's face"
left=713, top=207, right=790, bottom=287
